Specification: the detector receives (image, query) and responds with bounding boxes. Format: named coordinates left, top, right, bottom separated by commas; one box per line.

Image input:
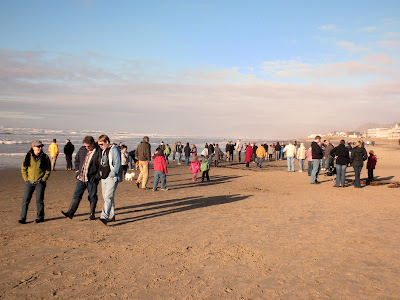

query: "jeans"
left=322, top=157, right=326, bottom=169
left=20, top=181, right=46, bottom=220
left=353, top=166, right=363, bottom=187
left=257, top=157, right=263, bottom=168
left=237, top=151, right=241, bottom=162
left=308, top=161, right=313, bottom=176
left=299, top=159, right=305, bottom=172
left=177, top=153, right=182, bottom=164
left=65, top=154, right=73, bottom=170
left=310, top=159, right=321, bottom=183
left=275, top=151, right=280, bottom=160
left=153, top=171, right=167, bottom=190
left=137, top=160, right=149, bottom=188
left=72, top=179, right=99, bottom=204
left=172, top=151, right=176, bottom=160
left=287, top=157, right=295, bottom=171
left=335, top=164, right=347, bottom=186
left=185, top=156, right=190, bottom=165
left=325, top=157, right=332, bottom=169
left=209, top=154, right=213, bottom=165
left=101, top=176, right=118, bottom=219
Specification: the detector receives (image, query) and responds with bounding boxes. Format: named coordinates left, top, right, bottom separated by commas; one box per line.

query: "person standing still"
left=64, top=139, right=75, bottom=170
left=19, top=141, right=51, bottom=224
left=136, top=136, right=151, bottom=189
left=48, top=139, right=59, bottom=171
left=98, top=135, right=123, bottom=225
left=310, top=136, right=323, bottom=184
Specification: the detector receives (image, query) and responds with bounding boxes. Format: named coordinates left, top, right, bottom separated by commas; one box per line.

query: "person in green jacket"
left=19, top=141, right=51, bottom=224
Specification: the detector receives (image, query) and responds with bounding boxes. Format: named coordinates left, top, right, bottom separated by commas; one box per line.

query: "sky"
left=0, top=0, right=399, bottom=139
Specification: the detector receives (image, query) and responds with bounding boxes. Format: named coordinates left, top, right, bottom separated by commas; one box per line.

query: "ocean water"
left=0, top=126, right=270, bottom=169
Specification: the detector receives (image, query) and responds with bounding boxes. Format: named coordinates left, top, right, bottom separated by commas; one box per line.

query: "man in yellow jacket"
left=256, top=145, right=266, bottom=168
left=48, top=139, right=59, bottom=171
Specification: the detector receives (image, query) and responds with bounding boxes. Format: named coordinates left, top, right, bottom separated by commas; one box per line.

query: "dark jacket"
left=330, top=144, right=349, bottom=165
left=275, top=143, right=281, bottom=151
left=64, top=142, right=75, bottom=155
left=75, top=145, right=101, bottom=183
left=263, top=144, right=268, bottom=151
left=137, top=141, right=151, bottom=161
left=350, top=146, right=367, bottom=167
left=208, top=144, right=214, bottom=155
left=184, top=144, right=191, bottom=157
left=311, top=141, right=323, bottom=159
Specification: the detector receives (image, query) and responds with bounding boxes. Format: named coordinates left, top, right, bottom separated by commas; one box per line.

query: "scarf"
left=23, top=149, right=49, bottom=170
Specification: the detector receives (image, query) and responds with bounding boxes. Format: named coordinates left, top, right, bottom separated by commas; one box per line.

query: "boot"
left=89, top=201, right=97, bottom=220
left=61, top=198, right=80, bottom=219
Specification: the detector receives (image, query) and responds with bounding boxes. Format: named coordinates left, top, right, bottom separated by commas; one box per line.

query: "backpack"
left=201, top=160, right=209, bottom=171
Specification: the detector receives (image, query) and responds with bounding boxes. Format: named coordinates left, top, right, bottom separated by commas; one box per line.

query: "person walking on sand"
left=275, top=142, right=281, bottom=161
left=165, top=144, right=171, bottom=164
left=367, top=150, right=377, bottom=183
left=330, top=139, right=350, bottom=187
left=296, top=143, right=307, bottom=172
left=98, top=135, right=123, bottom=225
left=153, top=149, right=168, bottom=191
left=306, top=145, right=313, bottom=176
left=121, top=145, right=129, bottom=179
left=190, top=156, right=200, bottom=181
left=171, top=142, right=177, bottom=161
left=323, top=140, right=334, bottom=171
left=245, top=143, right=254, bottom=167
left=310, top=136, right=323, bottom=184
left=176, top=141, right=183, bottom=165
left=136, top=136, right=151, bottom=189
left=48, top=139, right=59, bottom=171
left=184, top=142, right=191, bottom=165
left=201, top=155, right=210, bottom=182
left=256, top=143, right=266, bottom=168
left=235, top=139, right=243, bottom=162
left=213, top=144, right=222, bottom=167
left=61, top=136, right=102, bottom=220
left=283, top=142, right=297, bottom=172
left=64, top=139, right=75, bottom=170
left=19, top=141, right=51, bottom=224
left=268, top=143, right=274, bottom=161
left=350, top=141, right=367, bottom=188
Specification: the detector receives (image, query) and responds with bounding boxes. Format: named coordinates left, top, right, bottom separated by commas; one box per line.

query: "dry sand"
left=1, top=144, right=399, bottom=299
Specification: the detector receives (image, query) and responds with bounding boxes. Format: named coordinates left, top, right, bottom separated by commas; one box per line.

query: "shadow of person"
left=110, top=194, right=251, bottom=227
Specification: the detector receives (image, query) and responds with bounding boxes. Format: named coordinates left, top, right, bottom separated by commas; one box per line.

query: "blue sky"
left=0, top=0, right=399, bottom=138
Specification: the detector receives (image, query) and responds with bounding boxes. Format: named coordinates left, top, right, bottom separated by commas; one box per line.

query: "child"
left=367, top=150, right=377, bottom=182
left=190, top=156, right=200, bottom=181
left=153, top=149, right=168, bottom=191
left=121, top=145, right=128, bottom=178
left=201, top=155, right=210, bottom=182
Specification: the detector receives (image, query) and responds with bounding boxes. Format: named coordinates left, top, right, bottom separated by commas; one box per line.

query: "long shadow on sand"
left=166, top=174, right=243, bottom=190
left=110, top=194, right=251, bottom=227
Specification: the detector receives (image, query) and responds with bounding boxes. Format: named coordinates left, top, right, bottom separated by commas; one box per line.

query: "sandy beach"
left=1, top=143, right=399, bottom=299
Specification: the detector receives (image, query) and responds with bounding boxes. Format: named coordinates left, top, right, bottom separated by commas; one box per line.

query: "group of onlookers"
left=18, top=134, right=378, bottom=226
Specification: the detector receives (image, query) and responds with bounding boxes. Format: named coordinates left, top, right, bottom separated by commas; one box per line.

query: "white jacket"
left=283, top=144, right=297, bottom=157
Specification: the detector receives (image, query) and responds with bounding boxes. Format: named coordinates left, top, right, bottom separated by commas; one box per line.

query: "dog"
left=125, top=172, right=135, bottom=181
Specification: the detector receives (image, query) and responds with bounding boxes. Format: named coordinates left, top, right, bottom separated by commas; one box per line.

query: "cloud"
left=359, top=26, right=377, bottom=32
left=0, top=49, right=399, bottom=139
left=318, top=24, right=336, bottom=31
left=336, top=41, right=369, bottom=52
left=377, top=40, right=400, bottom=50
left=383, top=32, right=400, bottom=38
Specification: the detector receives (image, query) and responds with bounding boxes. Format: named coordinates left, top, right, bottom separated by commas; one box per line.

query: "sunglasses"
left=98, top=143, right=104, bottom=146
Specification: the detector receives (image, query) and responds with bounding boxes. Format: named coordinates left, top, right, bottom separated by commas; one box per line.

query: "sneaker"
left=298, top=170, right=303, bottom=172
left=35, top=218, right=44, bottom=223
left=18, top=219, right=26, bottom=224
left=136, top=182, right=140, bottom=189
left=160, top=188, right=169, bottom=191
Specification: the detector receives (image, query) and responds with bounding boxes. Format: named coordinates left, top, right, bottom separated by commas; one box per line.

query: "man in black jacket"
left=62, top=136, right=102, bottom=220
left=64, top=139, right=75, bottom=170
left=310, top=135, right=323, bottom=184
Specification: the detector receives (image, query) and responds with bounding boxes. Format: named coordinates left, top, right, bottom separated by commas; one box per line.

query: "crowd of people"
left=18, top=135, right=378, bottom=225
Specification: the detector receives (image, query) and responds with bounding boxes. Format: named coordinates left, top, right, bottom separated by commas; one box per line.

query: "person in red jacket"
left=153, top=149, right=168, bottom=191
left=367, top=150, right=377, bottom=182
left=245, top=143, right=254, bottom=168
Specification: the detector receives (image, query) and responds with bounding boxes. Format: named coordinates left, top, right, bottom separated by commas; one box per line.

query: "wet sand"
left=1, top=144, right=400, bottom=299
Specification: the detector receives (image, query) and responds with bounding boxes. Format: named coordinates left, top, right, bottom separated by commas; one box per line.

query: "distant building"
left=367, top=123, right=400, bottom=139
